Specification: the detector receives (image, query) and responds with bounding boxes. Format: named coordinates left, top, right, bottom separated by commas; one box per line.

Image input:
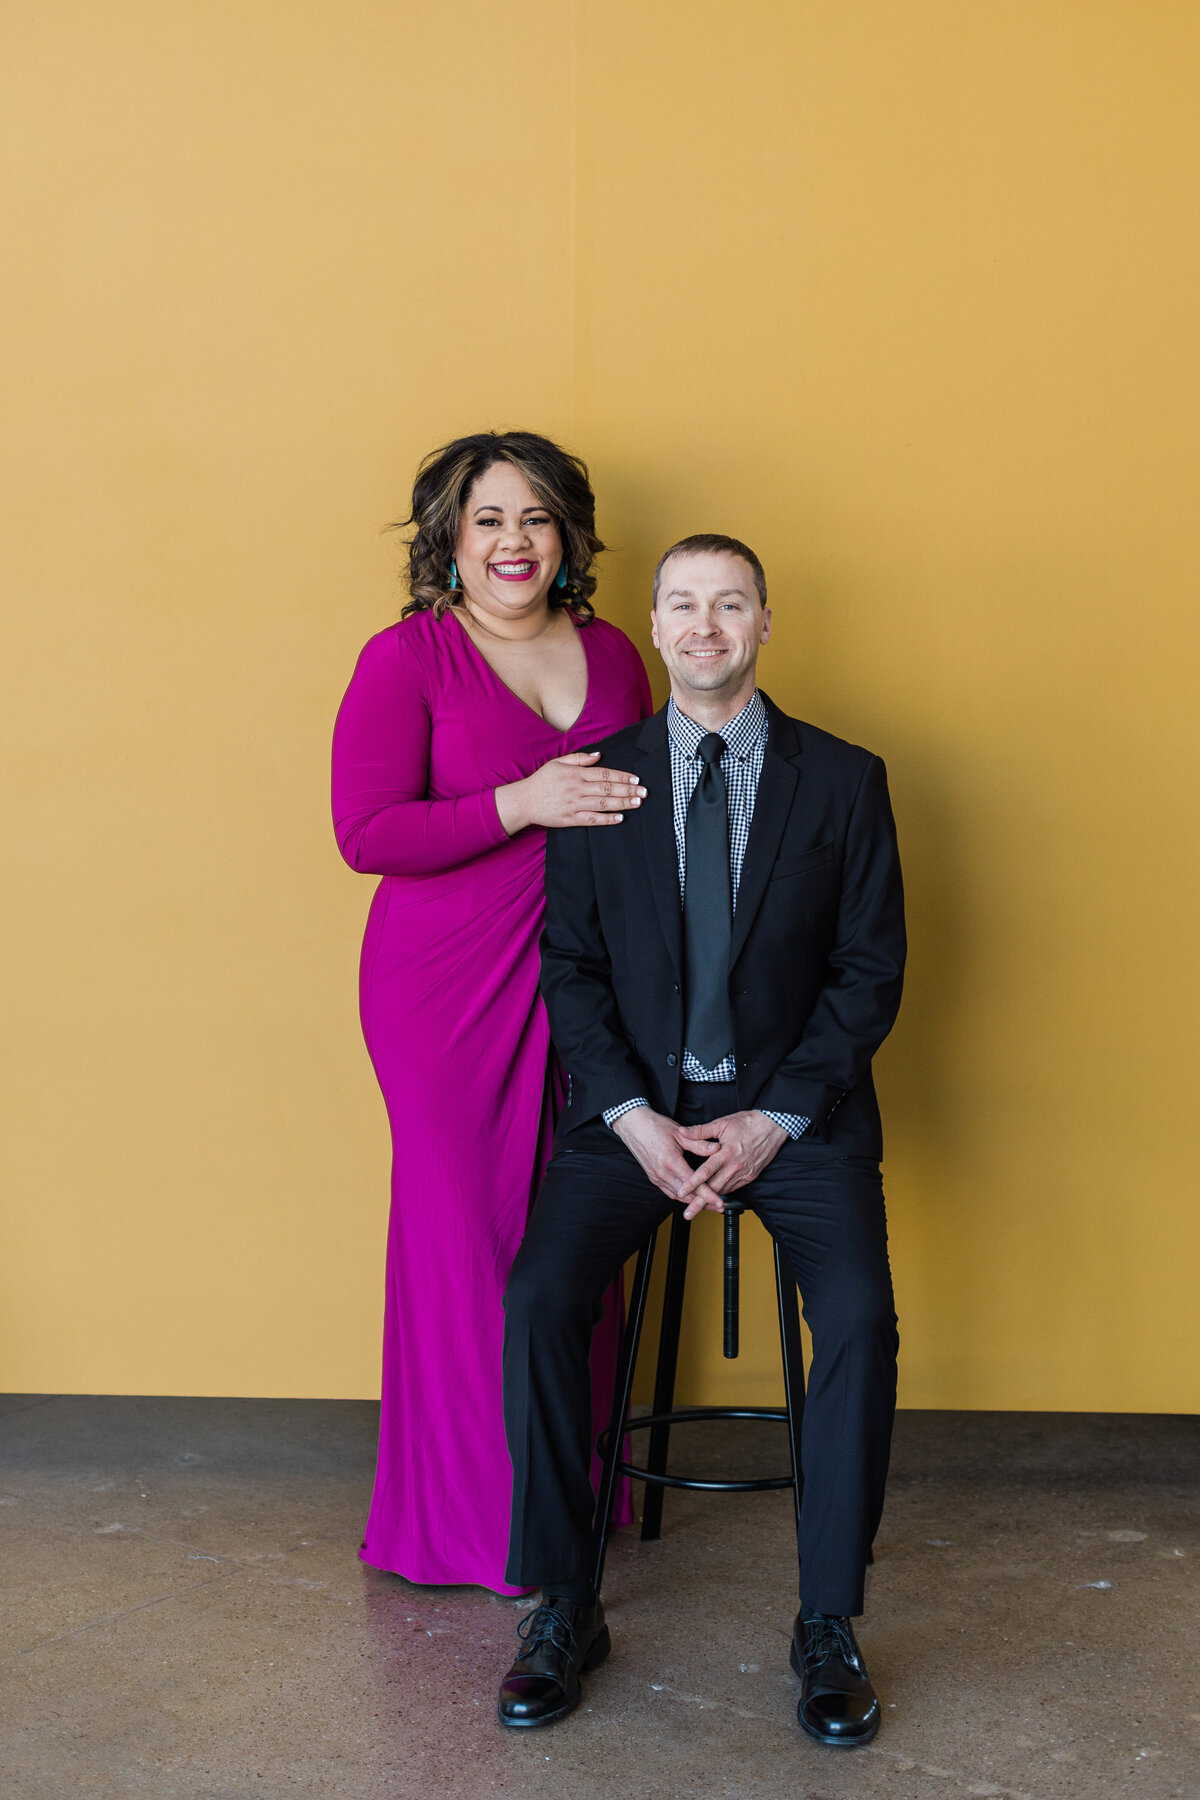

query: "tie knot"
left=698, top=732, right=726, bottom=767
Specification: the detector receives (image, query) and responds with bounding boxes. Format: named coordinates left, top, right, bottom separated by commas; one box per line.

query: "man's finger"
left=686, top=1116, right=732, bottom=1139
left=680, top=1148, right=732, bottom=1190
left=663, top=1154, right=702, bottom=1189
left=658, top=1151, right=722, bottom=1199
left=648, top=1152, right=693, bottom=1190
left=674, top=1131, right=719, bottom=1154
left=652, top=1170, right=718, bottom=1211
left=682, top=1183, right=724, bottom=1219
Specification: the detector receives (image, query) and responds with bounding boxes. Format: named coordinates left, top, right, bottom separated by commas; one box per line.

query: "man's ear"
left=649, top=607, right=661, bottom=649
left=760, top=606, right=773, bottom=645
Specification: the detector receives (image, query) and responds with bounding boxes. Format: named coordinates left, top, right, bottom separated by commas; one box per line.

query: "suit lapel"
left=632, top=709, right=682, bottom=980
left=729, top=696, right=802, bottom=969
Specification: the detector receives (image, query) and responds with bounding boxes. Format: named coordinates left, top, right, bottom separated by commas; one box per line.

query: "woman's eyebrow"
left=470, top=502, right=550, bottom=516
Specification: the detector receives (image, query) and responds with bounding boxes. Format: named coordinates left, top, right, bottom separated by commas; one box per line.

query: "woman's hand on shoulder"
left=495, top=753, right=646, bottom=835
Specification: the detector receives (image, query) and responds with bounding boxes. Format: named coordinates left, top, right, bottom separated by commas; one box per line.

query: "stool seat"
left=592, top=1201, right=808, bottom=1592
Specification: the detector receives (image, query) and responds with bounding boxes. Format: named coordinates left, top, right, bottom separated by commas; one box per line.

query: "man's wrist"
left=756, top=1108, right=811, bottom=1142
left=603, top=1097, right=650, bottom=1132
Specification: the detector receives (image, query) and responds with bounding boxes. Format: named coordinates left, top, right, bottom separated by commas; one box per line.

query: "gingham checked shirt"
left=603, top=690, right=811, bottom=1140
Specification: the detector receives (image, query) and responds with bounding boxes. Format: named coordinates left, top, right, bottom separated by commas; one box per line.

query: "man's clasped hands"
left=610, top=1107, right=789, bottom=1220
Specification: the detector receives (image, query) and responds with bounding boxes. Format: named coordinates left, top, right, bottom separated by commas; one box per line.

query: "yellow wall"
left=3, top=2, right=1197, bottom=1409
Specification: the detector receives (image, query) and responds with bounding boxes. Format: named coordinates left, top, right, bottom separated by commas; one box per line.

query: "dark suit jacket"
left=540, top=692, right=906, bottom=1157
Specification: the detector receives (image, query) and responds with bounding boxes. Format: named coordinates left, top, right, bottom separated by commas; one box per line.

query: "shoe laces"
left=802, top=1613, right=860, bottom=1674
left=516, top=1602, right=578, bottom=1659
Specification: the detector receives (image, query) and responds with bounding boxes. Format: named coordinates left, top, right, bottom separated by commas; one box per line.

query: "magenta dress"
left=332, top=607, right=653, bottom=1591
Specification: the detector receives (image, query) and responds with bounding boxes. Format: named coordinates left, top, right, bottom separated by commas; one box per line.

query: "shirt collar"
left=667, top=690, right=767, bottom=762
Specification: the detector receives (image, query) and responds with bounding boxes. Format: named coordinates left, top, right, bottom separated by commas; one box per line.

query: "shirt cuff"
left=603, top=1097, right=650, bottom=1129
left=758, top=1109, right=811, bottom=1141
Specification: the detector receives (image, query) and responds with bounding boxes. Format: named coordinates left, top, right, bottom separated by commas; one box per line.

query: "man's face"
left=650, top=550, right=771, bottom=707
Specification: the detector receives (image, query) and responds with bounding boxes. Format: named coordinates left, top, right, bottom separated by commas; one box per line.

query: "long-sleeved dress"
left=332, top=606, right=652, bottom=1591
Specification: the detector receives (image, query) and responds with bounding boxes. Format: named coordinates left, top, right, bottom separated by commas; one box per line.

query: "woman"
left=332, top=431, right=652, bottom=1592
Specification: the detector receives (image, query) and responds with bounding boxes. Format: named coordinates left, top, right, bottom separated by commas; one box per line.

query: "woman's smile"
left=489, top=559, right=539, bottom=582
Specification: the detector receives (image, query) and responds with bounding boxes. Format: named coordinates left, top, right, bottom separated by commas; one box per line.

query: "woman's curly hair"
left=395, top=430, right=605, bottom=624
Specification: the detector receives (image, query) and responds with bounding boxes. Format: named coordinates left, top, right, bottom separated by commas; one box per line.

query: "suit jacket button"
left=666, top=1053, right=678, bottom=1067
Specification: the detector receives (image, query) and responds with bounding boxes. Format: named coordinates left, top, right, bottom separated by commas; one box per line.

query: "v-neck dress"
left=332, top=607, right=652, bottom=1590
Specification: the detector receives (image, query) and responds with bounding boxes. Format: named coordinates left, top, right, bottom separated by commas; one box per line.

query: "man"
left=498, top=534, right=906, bottom=1748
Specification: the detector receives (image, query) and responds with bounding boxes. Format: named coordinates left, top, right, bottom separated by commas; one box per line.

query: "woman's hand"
left=496, top=752, right=646, bottom=835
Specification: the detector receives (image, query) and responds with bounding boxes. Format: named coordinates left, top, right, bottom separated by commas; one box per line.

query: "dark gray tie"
left=683, top=732, right=733, bottom=1068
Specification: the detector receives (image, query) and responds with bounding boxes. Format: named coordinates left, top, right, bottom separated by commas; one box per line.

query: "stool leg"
left=774, top=1242, right=807, bottom=1576
left=640, top=1210, right=692, bottom=1542
left=592, top=1229, right=657, bottom=1594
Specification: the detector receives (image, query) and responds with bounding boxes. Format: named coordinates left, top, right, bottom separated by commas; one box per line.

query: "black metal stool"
left=592, top=1197, right=807, bottom=1591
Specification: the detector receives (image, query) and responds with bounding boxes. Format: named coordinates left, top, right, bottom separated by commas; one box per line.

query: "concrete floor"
left=0, top=1398, right=1197, bottom=1800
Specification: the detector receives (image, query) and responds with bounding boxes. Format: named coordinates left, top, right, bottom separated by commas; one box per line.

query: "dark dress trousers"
left=503, top=694, right=906, bottom=1615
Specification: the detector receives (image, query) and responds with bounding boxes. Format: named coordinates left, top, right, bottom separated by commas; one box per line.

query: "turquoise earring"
left=556, top=562, right=568, bottom=590
left=449, top=559, right=458, bottom=590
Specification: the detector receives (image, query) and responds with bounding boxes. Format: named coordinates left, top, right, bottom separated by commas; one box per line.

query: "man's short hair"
left=651, top=533, right=768, bottom=608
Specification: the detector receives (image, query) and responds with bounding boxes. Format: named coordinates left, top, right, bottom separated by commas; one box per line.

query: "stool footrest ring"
left=597, top=1405, right=795, bottom=1494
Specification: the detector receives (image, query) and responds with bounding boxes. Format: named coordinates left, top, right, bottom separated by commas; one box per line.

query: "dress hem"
left=358, top=1542, right=536, bottom=1598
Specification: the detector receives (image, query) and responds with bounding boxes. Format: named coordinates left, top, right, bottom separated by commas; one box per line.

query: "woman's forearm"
left=335, top=788, right=508, bottom=876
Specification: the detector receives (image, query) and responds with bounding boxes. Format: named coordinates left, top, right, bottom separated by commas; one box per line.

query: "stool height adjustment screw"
left=723, top=1201, right=742, bottom=1360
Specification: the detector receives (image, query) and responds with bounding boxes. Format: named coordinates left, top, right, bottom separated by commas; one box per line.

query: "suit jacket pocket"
left=770, top=841, right=835, bottom=882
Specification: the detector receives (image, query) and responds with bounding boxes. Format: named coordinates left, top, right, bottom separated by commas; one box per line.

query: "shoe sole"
left=789, top=1638, right=881, bottom=1749
left=497, top=1625, right=612, bottom=1730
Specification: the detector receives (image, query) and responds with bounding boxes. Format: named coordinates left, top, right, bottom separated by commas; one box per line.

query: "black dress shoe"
left=497, top=1597, right=611, bottom=1728
left=790, top=1612, right=881, bottom=1747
